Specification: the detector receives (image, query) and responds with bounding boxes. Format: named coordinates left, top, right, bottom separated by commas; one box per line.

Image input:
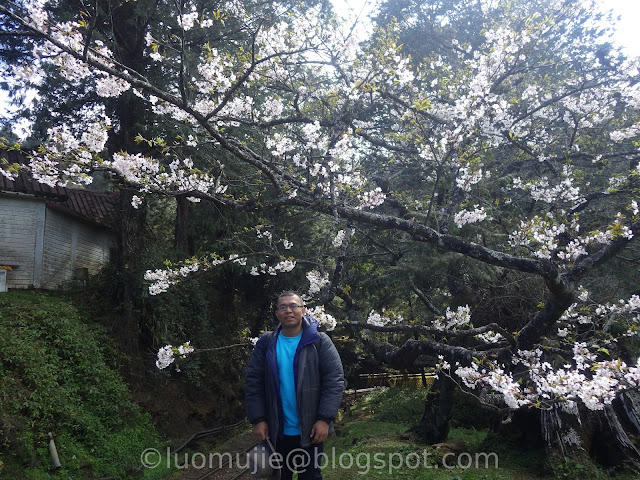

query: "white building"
left=0, top=150, right=119, bottom=290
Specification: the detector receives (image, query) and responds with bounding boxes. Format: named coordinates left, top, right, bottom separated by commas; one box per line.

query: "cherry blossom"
left=305, top=270, right=330, bottom=299
left=307, top=306, right=337, bottom=331
left=2, top=0, right=640, bottom=413
left=454, top=206, right=488, bottom=228
left=440, top=349, right=640, bottom=411
left=432, top=305, right=472, bottom=330
left=155, top=342, right=194, bottom=369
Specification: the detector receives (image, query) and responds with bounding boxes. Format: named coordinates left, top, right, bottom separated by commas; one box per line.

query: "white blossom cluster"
left=307, top=306, right=337, bottom=331
left=562, top=293, right=640, bottom=338
left=440, top=348, right=640, bottom=411
left=28, top=119, right=110, bottom=187
left=145, top=261, right=204, bottom=295
left=0, top=165, right=17, bottom=181
left=95, top=75, right=131, bottom=98
left=131, top=195, right=144, bottom=209
left=455, top=166, right=486, bottom=192
left=195, top=48, right=237, bottom=98
left=453, top=205, right=488, bottom=228
left=366, top=309, right=404, bottom=327
left=255, top=227, right=273, bottom=242
left=610, top=124, right=640, bottom=142
left=332, top=228, right=354, bottom=248
left=332, top=230, right=346, bottom=248
left=249, top=260, right=296, bottom=276
left=305, top=270, right=330, bottom=299
left=155, top=341, right=194, bottom=369
left=508, top=214, right=568, bottom=260
left=144, top=255, right=250, bottom=295
left=107, top=153, right=228, bottom=204
left=475, top=330, right=504, bottom=344
left=144, top=236, right=298, bottom=294
left=177, top=11, right=199, bottom=31
left=252, top=228, right=293, bottom=252
left=28, top=119, right=228, bottom=198
left=432, top=305, right=472, bottom=330
left=509, top=211, right=634, bottom=262
left=455, top=362, right=529, bottom=409
left=24, top=8, right=131, bottom=99
left=357, top=188, right=386, bottom=210
left=146, top=255, right=296, bottom=294
left=511, top=166, right=582, bottom=206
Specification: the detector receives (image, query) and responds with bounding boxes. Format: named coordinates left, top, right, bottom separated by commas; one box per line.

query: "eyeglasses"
left=276, top=304, right=304, bottom=312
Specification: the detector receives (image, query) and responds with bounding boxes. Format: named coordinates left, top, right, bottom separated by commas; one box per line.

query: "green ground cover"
left=0, top=291, right=163, bottom=480
left=322, top=387, right=638, bottom=480
left=1, top=290, right=637, bottom=480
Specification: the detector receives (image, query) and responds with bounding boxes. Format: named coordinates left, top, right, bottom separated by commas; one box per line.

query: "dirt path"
left=161, top=429, right=258, bottom=480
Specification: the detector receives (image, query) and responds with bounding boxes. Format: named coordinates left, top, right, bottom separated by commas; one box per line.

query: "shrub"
left=0, top=291, right=160, bottom=479
left=365, top=387, right=429, bottom=425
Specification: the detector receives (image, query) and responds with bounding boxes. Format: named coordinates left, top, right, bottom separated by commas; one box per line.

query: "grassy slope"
left=0, top=290, right=162, bottom=480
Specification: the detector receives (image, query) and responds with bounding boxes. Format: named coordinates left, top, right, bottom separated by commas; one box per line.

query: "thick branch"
left=358, top=336, right=499, bottom=370
left=341, top=321, right=516, bottom=346
left=409, top=278, right=442, bottom=315
left=515, top=281, right=574, bottom=350
left=287, top=198, right=559, bottom=279
left=567, top=221, right=640, bottom=281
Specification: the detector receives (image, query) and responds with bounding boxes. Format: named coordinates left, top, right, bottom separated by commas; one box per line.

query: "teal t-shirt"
left=276, top=331, right=302, bottom=435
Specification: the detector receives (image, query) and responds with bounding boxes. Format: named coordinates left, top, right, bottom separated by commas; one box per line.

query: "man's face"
left=275, top=295, right=306, bottom=332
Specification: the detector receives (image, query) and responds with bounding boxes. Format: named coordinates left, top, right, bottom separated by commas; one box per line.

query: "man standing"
left=245, top=291, right=345, bottom=480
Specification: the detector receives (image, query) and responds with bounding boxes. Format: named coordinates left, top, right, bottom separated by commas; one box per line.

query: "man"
left=245, top=291, right=345, bottom=480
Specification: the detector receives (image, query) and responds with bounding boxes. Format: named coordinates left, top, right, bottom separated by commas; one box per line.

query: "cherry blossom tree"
left=2, top=0, right=640, bottom=466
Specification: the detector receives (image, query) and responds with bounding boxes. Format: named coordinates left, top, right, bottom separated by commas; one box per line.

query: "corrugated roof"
left=1, top=149, right=120, bottom=229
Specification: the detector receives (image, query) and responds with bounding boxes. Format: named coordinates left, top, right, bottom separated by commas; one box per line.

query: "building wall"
left=41, top=208, right=74, bottom=289
left=0, top=193, right=40, bottom=288
left=41, top=208, right=115, bottom=289
left=76, top=224, right=113, bottom=274
left=0, top=193, right=115, bottom=290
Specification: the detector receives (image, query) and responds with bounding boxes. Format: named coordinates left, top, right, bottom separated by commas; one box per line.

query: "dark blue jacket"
left=244, top=315, right=344, bottom=448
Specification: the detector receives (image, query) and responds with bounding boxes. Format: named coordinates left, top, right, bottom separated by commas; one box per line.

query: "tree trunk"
left=615, top=390, right=640, bottom=435
left=541, top=403, right=588, bottom=459
left=410, top=374, right=455, bottom=444
left=174, top=194, right=193, bottom=255
left=540, top=398, right=640, bottom=472
left=114, top=189, right=147, bottom=355
left=593, top=405, right=640, bottom=470
left=103, top=0, right=153, bottom=356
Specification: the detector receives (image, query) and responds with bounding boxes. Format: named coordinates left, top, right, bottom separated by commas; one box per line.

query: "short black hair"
left=276, top=290, right=304, bottom=305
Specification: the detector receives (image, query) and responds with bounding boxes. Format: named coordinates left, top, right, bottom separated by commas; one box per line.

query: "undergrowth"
left=324, top=387, right=639, bottom=480
left=0, top=291, right=162, bottom=479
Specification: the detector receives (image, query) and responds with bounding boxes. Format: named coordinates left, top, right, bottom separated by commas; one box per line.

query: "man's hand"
left=253, top=421, right=268, bottom=441
left=310, top=420, right=329, bottom=444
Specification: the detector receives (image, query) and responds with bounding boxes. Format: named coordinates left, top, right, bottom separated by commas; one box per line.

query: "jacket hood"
left=302, top=314, right=320, bottom=333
